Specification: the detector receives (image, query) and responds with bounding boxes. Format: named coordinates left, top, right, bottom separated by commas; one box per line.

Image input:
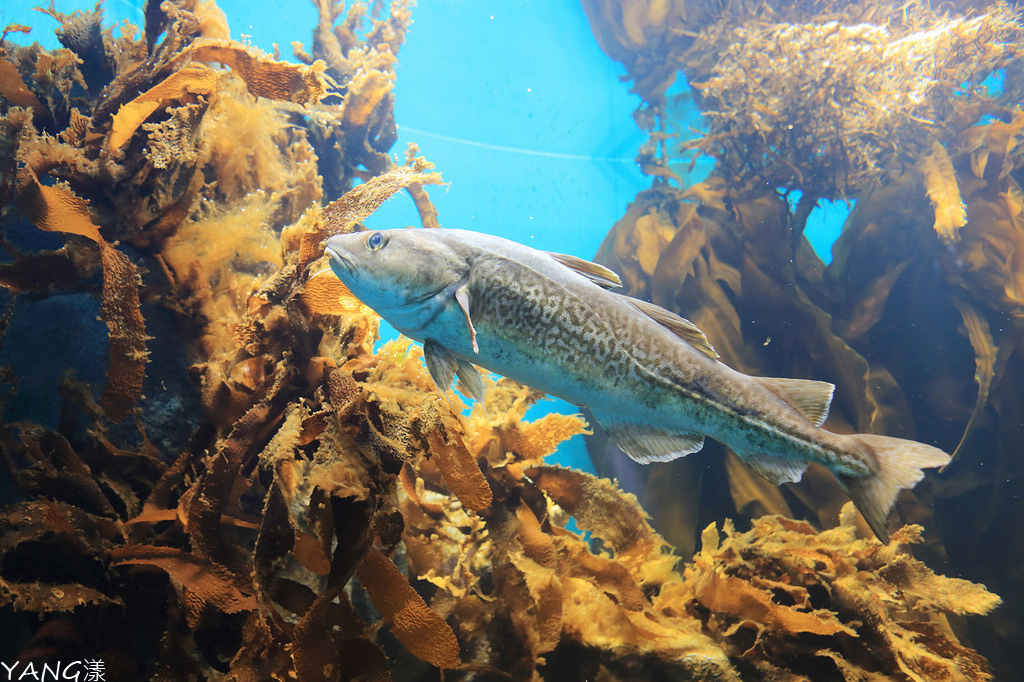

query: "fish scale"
left=326, top=227, right=950, bottom=542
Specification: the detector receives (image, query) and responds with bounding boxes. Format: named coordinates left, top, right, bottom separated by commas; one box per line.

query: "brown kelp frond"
left=585, top=1, right=1019, bottom=676
left=687, top=507, right=1000, bottom=680
left=584, top=1, right=1023, bottom=205
left=296, top=155, right=443, bottom=268
left=0, top=1, right=1006, bottom=679
left=16, top=169, right=148, bottom=422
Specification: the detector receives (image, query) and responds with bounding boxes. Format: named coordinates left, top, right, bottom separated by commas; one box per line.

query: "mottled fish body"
left=325, top=228, right=949, bottom=541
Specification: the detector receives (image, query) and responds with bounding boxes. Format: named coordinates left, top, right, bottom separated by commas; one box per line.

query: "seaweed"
left=583, top=0, right=1024, bottom=677
left=688, top=509, right=1000, bottom=680
left=0, top=1, right=1006, bottom=679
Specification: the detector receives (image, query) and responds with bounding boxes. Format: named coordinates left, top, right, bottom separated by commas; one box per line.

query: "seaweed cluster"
left=583, top=0, right=1024, bottom=677
left=0, top=1, right=1007, bottom=680
left=0, top=355, right=1003, bottom=680
left=583, top=1, right=1023, bottom=225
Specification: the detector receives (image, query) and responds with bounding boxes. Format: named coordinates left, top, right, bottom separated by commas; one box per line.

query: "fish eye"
left=366, top=231, right=387, bottom=251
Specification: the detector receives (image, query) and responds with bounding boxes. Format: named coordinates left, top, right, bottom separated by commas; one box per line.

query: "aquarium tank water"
left=0, top=1, right=1020, bottom=680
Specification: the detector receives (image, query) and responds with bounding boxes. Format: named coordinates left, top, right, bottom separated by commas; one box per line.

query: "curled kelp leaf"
left=687, top=509, right=999, bottom=679
left=97, top=240, right=148, bottom=422
left=0, top=56, right=50, bottom=120
left=179, top=38, right=328, bottom=104
left=948, top=298, right=997, bottom=466
left=16, top=170, right=148, bottom=422
left=111, top=545, right=256, bottom=613
left=527, top=465, right=659, bottom=559
left=298, top=155, right=443, bottom=267
left=921, top=140, right=968, bottom=243
left=107, top=63, right=218, bottom=151
left=298, top=270, right=369, bottom=317
left=16, top=167, right=102, bottom=241
left=356, top=546, right=461, bottom=670
left=429, top=408, right=493, bottom=512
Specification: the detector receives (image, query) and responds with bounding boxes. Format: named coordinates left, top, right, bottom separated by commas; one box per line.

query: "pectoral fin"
left=424, top=339, right=486, bottom=406
left=594, top=411, right=704, bottom=464
left=455, top=285, right=479, bottom=353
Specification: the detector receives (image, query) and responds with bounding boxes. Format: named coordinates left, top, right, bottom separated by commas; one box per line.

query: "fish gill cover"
left=0, top=1, right=1008, bottom=681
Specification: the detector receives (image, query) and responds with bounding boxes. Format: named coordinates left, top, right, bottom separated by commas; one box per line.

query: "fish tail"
left=839, top=434, right=950, bottom=543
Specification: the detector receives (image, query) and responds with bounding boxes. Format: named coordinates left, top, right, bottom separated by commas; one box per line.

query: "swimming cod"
left=324, top=228, right=949, bottom=541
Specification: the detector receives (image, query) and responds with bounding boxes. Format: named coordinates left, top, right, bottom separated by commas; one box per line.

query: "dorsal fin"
left=629, top=298, right=719, bottom=359
left=758, top=377, right=835, bottom=426
left=547, top=252, right=622, bottom=289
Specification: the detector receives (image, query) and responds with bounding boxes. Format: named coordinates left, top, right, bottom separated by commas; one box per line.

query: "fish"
left=324, top=228, right=950, bottom=541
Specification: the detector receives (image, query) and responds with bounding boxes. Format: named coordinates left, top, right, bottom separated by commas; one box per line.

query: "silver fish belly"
left=325, top=228, right=950, bottom=541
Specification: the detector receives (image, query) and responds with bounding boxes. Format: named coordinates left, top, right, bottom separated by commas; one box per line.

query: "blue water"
left=361, top=3, right=650, bottom=473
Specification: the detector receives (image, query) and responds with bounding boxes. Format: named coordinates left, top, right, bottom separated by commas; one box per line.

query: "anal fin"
left=758, top=377, right=835, bottom=426
left=736, top=451, right=808, bottom=486
left=593, top=411, right=704, bottom=464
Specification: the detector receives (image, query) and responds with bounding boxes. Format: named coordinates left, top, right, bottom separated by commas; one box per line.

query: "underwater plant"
left=583, top=0, right=1024, bottom=677
left=0, top=0, right=1007, bottom=680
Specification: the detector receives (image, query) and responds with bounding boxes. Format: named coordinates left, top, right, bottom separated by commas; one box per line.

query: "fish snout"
left=325, top=239, right=358, bottom=278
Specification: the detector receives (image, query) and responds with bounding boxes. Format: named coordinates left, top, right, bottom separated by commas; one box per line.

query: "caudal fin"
left=840, top=434, right=950, bottom=543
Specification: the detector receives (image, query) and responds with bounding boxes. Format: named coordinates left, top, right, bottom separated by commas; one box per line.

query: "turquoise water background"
left=2, top=0, right=846, bottom=472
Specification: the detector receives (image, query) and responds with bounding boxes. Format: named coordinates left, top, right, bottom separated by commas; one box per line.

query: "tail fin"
left=840, top=434, right=950, bottom=543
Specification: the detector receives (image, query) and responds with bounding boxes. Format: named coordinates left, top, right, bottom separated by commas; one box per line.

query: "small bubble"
left=52, top=588, right=65, bottom=598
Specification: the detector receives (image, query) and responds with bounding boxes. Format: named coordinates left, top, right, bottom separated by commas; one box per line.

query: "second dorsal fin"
left=547, top=252, right=622, bottom=289
left=758, top=376, right=835, bottom=426
left=628, top=298, right=719, bottom=359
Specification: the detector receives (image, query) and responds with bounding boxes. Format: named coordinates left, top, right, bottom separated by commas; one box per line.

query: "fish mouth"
left=325, top=245, right=357, bottom=278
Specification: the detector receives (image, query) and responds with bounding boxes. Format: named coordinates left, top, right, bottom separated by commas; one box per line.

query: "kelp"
left=584, top=0, right=1024, bottom=677
left=0, top=1, right=1008, bottom=679
left=16, top=168, right=147, bottom=422
left=582, top=0, right=1023, bottom=208
left=688, top=508, right=1000, bottom=680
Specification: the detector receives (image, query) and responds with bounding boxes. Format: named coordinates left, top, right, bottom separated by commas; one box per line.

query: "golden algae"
left=686, top=508, right=1000, bottom=680
left=583, top=0, right=1022, bottom=677
left=0, top=1, right=1007, bottom=680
